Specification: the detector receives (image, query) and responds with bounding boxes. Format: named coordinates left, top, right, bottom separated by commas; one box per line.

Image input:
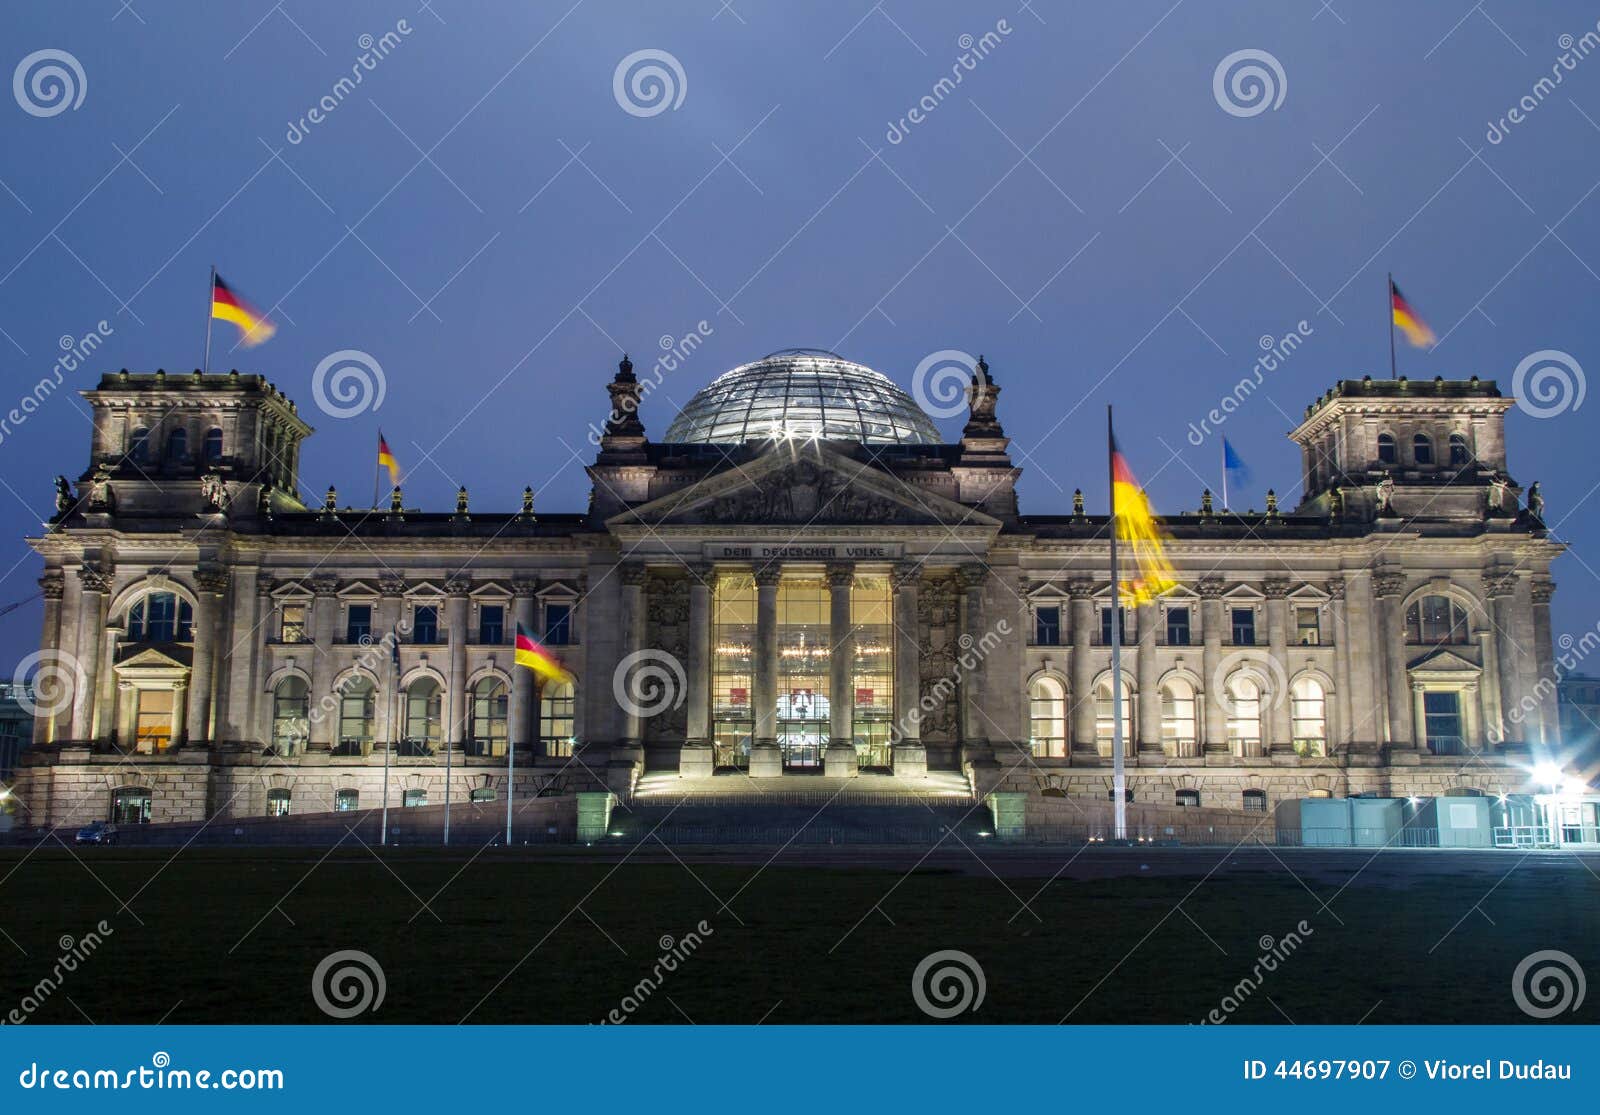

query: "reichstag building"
left=17, top=349, right=1564, bottom=826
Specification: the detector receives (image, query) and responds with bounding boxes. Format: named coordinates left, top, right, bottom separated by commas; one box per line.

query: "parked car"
left=74, top=821, right=118, bottom=846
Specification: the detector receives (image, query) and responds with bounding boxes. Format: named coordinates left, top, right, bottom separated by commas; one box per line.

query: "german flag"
left=515, top=622, right=572, bottom=683
left=377, top=432, right=400, bottom=487
left=211, top=273, right=276, bottom=347
left=1109, top=423, right=1178, bottom=605
left=1390, top=279, right=1435, bottom=348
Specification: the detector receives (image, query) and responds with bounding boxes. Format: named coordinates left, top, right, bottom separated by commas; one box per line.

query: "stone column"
left=749, top=565, right=782, bottom=776
left=825, top=564, right=858, bottom=777
left=1341, top=571, right=1381, bottom=751
left=1135, top=600, right=1160, bottom=755
left=1264, top=579, right=1292, bottom=754
left=374, top=578, right=406, bottom=747
left=445, top=581, right=469, bottom=751
left=957, top=564, right=989, bottom=752
left=218, top=566, right=261, bottom=743
left=1068, top=580, right=1095, bottom=753
left=509, top=578, right=538, bottom=755
left=1530, top=579, right=1559, bottom=747
left=185, top=569, right=228, bottom=747
left=1199, top=579, right=1226, bottom=753
left=891, top=564, right=927, bottom=775
left=69, top=566, right=109, bottom=743
left=306, top=577, right=339, bottom=750
left=1326, top=579, right=1352, bottom=752
left=617, top=563, right=647, bottom=746
left=1373, top=572, right=1413, bottom=749
left=680, top=563, right=715, bottom=778
left=1486, top=573, right=1521, bottom=746
left=34, top=572, right=64, bottom=745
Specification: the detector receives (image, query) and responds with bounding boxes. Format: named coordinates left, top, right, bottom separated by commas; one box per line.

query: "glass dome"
left=663, top=349, right=941, bottom=445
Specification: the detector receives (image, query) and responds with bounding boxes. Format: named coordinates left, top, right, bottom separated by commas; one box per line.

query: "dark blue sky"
left=1, top=0, right=1597, bottom=665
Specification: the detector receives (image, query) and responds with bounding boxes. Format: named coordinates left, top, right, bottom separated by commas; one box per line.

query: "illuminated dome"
left=663, top=349, right=941, bottom=445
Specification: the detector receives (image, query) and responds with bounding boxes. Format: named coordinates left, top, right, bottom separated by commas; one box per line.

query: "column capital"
left=511, top=577, right=540, bottom=597
left=1197, top=577, right=1226, bottom=599
left=617, top=562, right=648, bottom=587
left=891, top=562, right=921, bottom=590
left=78, top=565, right=111, bottom=594
left=1323, top=578, right=1347, bottom=601
left=1262, top=578, right=1291, bottom=599
left=378, top=576, right=408, bottom=597
left=1372, top=571, right=1406, bottom=599
left=753, top=565, right=783, bottom=588
left=957, top=563, right=988, bottom=591
left=826, top=563, right=855, bottom=590
left=38, top=571, right=64, bottom=599
left=684, top=561, right=714, bottom=583
left=309, top=576, right=339, bottom=596
left=1531, top=578, right=1555, bottom=605
left=1484, top=571, right=1519, bottom=599
left=1066, top=578, right=1096, bottom=599
left=195, top=569, right=229, bottom=595
left=444, top=578, right=471, bottom=597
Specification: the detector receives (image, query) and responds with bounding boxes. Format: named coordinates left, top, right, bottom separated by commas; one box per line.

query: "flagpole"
left=1106, top=406, right=1128, bottom=842
left=505, top=718, right=515, bottom=847
left=203, top=265, right=215, bottom=374
left=381, top=666, right=393, bottom=847
left=373, top=430, right=383, bottom=510
left=1387, top=272, right=1397, bottom=380
left=1220, top=440, right=1229, bottom=512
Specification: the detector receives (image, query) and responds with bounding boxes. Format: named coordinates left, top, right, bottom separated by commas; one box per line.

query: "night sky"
left=1, top=0, right=1597, bottom=666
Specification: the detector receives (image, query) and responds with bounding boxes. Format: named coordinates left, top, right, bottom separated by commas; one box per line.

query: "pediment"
left=1407, top=648, right=1479, bottom=673
left=609, top=443, right=998, bottom=530
left=115, top=644, right=192, bottom=671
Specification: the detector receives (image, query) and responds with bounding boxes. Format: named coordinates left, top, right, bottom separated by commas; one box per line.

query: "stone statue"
left=522, top=486, right=536, bottom=520
left=88, top=462, right=115, bottom=511
left=53, top=476, right=73, bottom=516
left=1527, top=480, right=1544, bottom=521
left=1374, top=475, right=1394, bottom=515
left=199, top=469, right=230, bottom=511
left=1328, top=487, right=1344, bottom=521
left=1073, top=488, right=1085, bottom=517
left=1488, top=476, right=1509, bottom=516
left=455, top=486, right=469, bottom=518
left=1200, top=489, right=1213, bottom=515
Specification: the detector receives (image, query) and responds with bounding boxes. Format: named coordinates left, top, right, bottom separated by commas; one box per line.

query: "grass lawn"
left=0, top=848, right=1593, bottom=1024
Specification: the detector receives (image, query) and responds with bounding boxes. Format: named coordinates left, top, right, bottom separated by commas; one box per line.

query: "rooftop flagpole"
left=1107, top=405, right=1128, bottom=842
left=203, top=266, right=215, bottom=374
left=1388, top=272, right=1397, bottom=380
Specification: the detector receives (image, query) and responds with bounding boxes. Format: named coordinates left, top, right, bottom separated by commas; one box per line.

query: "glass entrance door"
left=779, top=721, right=826, bottom=769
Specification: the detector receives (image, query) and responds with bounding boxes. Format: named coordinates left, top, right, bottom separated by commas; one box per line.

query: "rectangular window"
left=412, top=604, right=438, bottom=644
left=544, top=603, right=572, bottom=645
left=478, top=605, right=504, bottom=644
left=403, top=789, right=428, bottom=808
left=1423, top=691, right=1463, bottom=756
left=850, top=576, right=894, bottom=769
left=346, top=604, right=372, bottom=644
left=335, top=789, right=359, bottom=813
left=1230, top=607, right=1256, bottom=646
left=469, top=787, right=496, bottom=803
left=1034, top=605, right=1061, bottom=646
left=1099, top=606, right=1126, bottom=646
left=279, top=603, right=306, bottom=643
left=1165, top=606, right=1191, bottom=646
left=1295, top=606, right=1321, bottom=645
left=712, top=573, right=756, bottom=771
left=134, top=688, right=175, bottom=753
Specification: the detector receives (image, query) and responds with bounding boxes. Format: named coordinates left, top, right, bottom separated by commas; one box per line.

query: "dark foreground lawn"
left=0, top=847, right=1593, bottom=1024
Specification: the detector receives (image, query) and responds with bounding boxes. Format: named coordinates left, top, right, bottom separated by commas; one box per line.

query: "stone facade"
left=15, top=356, right=1566, bottom=827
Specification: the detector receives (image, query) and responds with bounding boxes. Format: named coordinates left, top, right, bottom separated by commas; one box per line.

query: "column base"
left=748, top=743, right=782, bottom=778
left=891, top=742, right=927, bottom=777
left=678, top=743, right=715, bottom=779
left=824, top=741, right=858, bottom=778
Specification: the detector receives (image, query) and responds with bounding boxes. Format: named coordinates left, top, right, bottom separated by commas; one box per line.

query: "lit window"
left=279, top=603, right=306, bottom=643
left=1094, top=679, right=1133, bottom=750
left=337, top=677, right=375, bottom=753
left=110, top=787, right=152, bottom=824
left=471, top=677, right=509, bottom=757
left=266, top=789, right=291, bottom=818
left=469, top=787, right=496, bottom=803
left=1160, top=678, right=1196, bottom=752
left=1291, top=677, right=1327, bottom=757
left=1406, top=595, right=1468, bottom=644
left=403, top=789, right=428, bottom=808
left=272, top=677, right=309, bottom=754
left=1242, top=789, right=1267, bottom=813
left=1175, top=789, right=1200, bottom=808
left=335, top=789, right=359, bottom=812
left=1295, top=606, right=1321, bottom=645
left=404, top=677, right=442, bottom=753
left=128, top=592, right=193, bottom=642
left=541, top=680, right=575, bottom=757
left=1028, top=676, right=1066, bottom=758
left=1423, top=691, right=1464, bottom=755
left=1226, top=673, right=1262, bottom=754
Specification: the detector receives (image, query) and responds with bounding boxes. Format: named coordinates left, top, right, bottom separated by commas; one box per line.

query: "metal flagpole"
left=1388, top=272, right=1397, bottom=380
left=505, top=715, right=514, bottom=847
left=1220, top=439, right=1228, bottom=512
left=1107, top=406, right=1128, bottom=842
left=203, top=266, right=215, bottom=374
left=382, top=630, right=396, bottom=846
left=372, top=431, right=383, bottom=510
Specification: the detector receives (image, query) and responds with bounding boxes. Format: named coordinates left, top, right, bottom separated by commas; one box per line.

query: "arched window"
left=1291, top=677, right=1327, bottom=757
left=127, top=592, right=193, bottom=642
left=335, top=788, right=359, bottom=812
left=540, top=679, right=575, bottom=757
left=202, top=427, right=223, bottom=462
left=1160, top=678, right=1197, bottom=752
left=166, top=427, right=188, bottom=461
left=1028, top=677, right=1066, bottom=758
left=1094, top=679, right=1133, bottom=751
left=1405, top=594, right=1469, bottom=644
left=129, top=426, right=150, bottom=461
left=337, top=676, right=375, bottom=753
left=266, top=788, right=291, bottom=818
left=470, top=677, right=508, bottom=757
left=404, top=677, right=442, bottom=754
left=1413, top=433, right=1433, bottom=465
left=1377, top=432, right=1397, bottom=464
left=1226, top=673, right=1262, bottom=754
left=1448, top=433, right=1469, bottom=466
left=271, top=676, right=309, bottom=755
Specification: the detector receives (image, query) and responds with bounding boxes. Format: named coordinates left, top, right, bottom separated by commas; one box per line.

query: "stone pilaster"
left=890, top=563, right=926, bottom=775
left=1068, top=579, right=1095, bottom=753
left=618, top=562, right=647, bottom=745
left=1135, top=600, right=1159, bottom=755
left=510, top=578, right=538, bottom=754
left=1486, top=572, right=1521, bottom=746
left=680, top=563, right=714, bottom=778
left=306, top=577, right=339, bottom=751
left=35, top=572, right=63, bottom=745
left=1530, top=578, right=1558, bottom=747
left=957, top=563, right=989, bottom=753
left=1325, top=578, right=1351, bottom=753
left=1198, top=578, right=1226, bottom=753
left=70, top=566, right=109, bottom=743
left=445, top=580, right=469, bottom=751
left=825, top=564, right=857, bottom=777
left=1263, top=579, right=1292, bottom=754
left=1372, top=570, right=1413, bottom=750
left=749, top=565, right=782, bottom=776
left=185, top=569, right=228, bottom=746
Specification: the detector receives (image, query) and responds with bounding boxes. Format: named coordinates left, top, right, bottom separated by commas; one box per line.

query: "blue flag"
left=1223, top=438, right=1251, bottom=501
